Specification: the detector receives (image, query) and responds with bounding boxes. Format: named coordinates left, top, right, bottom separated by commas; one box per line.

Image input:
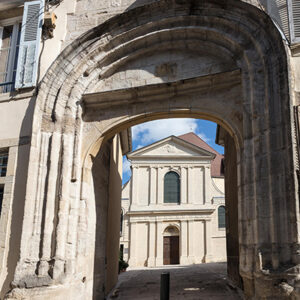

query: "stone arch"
left=163, top=225, right=180, bottom=237
left=9, top=1, right=300, bottom=299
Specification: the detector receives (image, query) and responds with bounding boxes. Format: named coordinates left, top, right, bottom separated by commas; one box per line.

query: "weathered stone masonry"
left=1, top=0, right=300, bottom=299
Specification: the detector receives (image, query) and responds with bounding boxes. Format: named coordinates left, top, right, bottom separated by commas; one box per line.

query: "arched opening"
left=163, top=226, right=180, bottom=265
left=164, top=171, right=180, bottom=204
left=9, top=1, right=298, bottom=300
left=218, top=206, right=226, bottom=229
left=89, top=115, right=238, bottom=298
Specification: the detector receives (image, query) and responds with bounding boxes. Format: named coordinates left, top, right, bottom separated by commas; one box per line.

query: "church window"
left=0, top=150, right=8, bottom=177
left=218, top=205, right=226, bottom=228
left=164, top=171, right=180, bottom=204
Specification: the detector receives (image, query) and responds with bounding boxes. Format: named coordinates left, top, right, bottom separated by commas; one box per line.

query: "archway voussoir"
left=10, top=1, right=298, bottom=299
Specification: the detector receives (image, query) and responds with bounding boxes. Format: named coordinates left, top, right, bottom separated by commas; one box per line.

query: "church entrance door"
left=163, top=236, right=179, bottom=265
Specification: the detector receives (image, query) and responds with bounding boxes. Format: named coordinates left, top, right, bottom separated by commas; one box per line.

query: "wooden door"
left=163, top=236, right=179, bottom=265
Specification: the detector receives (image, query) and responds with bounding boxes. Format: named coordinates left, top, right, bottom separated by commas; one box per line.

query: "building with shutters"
left=120, top=133, right=226, bottom=267
left=0, top=0, right=300, bottom=299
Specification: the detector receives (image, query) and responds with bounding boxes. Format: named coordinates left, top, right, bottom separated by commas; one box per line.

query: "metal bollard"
left=160, top=272, right=170, bottom=300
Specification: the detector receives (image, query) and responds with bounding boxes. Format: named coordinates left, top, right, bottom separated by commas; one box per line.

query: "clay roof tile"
left=178, top=132, right=224, bottom=177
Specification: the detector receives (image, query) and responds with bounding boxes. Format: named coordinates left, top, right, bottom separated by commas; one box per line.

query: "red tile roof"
left=178, top=132, right=224, bottom=177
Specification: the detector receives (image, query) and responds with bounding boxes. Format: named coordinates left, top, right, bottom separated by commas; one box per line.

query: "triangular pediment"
left=127, top=136, right=215, bottom=159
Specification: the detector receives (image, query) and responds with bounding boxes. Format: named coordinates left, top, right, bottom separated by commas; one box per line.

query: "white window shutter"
left=0, top=27, right=3, bottom=50
left=289, top=0, right=300, bottom=43
left=271, top=0, right=291, bottom=41
left=15, top=0, right=44, bottom=89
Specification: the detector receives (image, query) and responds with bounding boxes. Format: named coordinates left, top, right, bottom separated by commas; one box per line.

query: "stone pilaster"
left=204, top=166, right=211, bottom=204
left=156, top=222, right=163, bottom=265
left=188, top=220, right=194, bottom=264
left=157, top=167, right=163, bottom=204
left=180, top=220, right=189, bottom=264
left=180, top=166, right=187, bottom=204
left=204, top=220, right=213, bottom=262
left=149, top=167, right=156, bottom=205
left=131, top=166, right=138, bottom=206
left=147, top=221, right=156, bottom=266
left=128, top=222, right=137, bottom=266
left=187, top=167, right=193, bottom=204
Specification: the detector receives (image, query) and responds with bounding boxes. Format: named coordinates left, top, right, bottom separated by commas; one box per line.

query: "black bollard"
left=160, top=272, right=170, bottom=300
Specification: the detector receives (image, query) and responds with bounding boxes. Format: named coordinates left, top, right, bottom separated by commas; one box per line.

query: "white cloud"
left=197, top=132, right=211, bottom=143
left=132, top=118, right=198, bottom=145
left=122, top=157, right=131, bottom=176
left=123, top=118, right=218, bottom=181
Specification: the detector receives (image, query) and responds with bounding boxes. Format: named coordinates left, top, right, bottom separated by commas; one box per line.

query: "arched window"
left=120, top=210, right=123, bottom=234
left=164, top=171, right=180, bottom=204
left=218, top=206, right=226, bottom=229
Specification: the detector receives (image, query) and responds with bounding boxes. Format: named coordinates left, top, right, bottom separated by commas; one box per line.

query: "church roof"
left=178, top=132, right=224, bottom=177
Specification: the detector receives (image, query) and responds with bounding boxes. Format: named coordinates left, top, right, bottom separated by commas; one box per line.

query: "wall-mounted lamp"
left=43, top=12, right=57, bottom=39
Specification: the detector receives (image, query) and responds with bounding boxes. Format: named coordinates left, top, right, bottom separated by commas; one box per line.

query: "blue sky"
left=122, top=118, right=224, bottom=184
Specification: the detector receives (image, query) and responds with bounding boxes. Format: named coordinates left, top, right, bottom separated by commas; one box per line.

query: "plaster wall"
left=212, top=178, right=225, bottom=194
left=0, top=96, right=34, bottom=140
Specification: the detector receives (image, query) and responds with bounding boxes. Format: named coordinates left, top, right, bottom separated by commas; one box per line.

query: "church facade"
left=120, top=133, right=226, bottom=267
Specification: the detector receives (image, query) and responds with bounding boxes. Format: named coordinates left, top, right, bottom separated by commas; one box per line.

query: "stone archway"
left=7, top=1, right=300, bottom=299
left=163, top=226, right=180, bottom=265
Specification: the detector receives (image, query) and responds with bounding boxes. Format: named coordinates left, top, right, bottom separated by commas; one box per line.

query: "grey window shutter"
left=289, top=0, right=300, bottom=43
left=15, top=0, right=44, bottom=89
left=271, top=0, right=290, bottom=41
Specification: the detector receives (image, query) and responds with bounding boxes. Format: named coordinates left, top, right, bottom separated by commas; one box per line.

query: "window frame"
left=163, top=171, right=181, bottom=204
left=218, top=205, right=226, bottom=229
left=0, top=16, right=22, bottom=93
left=0, top=150, right=8, bottom=177
left=0, top=185, right=3, bottom=215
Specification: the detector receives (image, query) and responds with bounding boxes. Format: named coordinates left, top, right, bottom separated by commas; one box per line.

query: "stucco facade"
left=120, top=133, right=226, bottom=267
left=0, top=0, right=299, bottom=299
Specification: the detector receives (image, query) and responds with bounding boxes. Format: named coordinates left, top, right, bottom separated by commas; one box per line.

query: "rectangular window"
left=0, top=151, right=8, bottom=177
left=0, top=22, right=21, bottom=93
left=0, top=186, right=3, bottom=215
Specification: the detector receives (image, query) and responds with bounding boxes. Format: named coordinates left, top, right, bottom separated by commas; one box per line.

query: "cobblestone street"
left=108, top=263, right=243, bottom=299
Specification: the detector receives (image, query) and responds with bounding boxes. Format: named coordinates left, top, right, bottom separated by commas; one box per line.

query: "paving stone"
left=108, top=263, right=243, bottom=299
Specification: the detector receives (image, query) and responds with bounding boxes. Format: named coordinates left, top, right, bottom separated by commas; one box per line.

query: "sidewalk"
left=107, top=263, right=243, bottom=299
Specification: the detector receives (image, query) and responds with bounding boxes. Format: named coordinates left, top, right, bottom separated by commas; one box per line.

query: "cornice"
left=82, top=69, right=241, bottom=109
left=127, top=208, right=215, bottom=216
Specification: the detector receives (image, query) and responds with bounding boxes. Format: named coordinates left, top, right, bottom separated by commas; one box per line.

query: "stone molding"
left=82, top=69, right=241, bottom=109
